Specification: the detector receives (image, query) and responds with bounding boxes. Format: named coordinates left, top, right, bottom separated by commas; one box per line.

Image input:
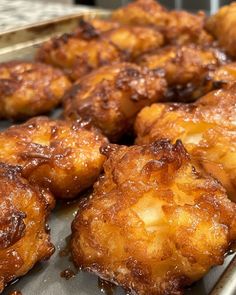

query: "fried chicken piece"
left=0, top=163, right=54, bottom=292
left=112, top=0, right=213, bottom=46
left=138, top=44, right=227, bottom=101
left=206, top=2, right=236, bottom=58
left=71, top=140, right=236, bottom=295
left=135, top=83, right=236, bottom=200
left=0, top=117, right=107, bottom=199
left=63, top=63, right=166, bottom=141
left=0, top=61, right=71, bottom=120
left=36, top=24, right=163, bottom=81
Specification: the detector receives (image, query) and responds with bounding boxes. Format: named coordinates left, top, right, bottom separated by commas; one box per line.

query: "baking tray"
left=0, top=10, right=235, bottom=295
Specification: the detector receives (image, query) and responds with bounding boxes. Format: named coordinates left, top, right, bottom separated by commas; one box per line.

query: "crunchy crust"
left=0, top=61, right=71, bottom=120
left=0, top=163, right=54, bottom=292
left=75, top=18, right=121, bottom=35
left=71, top=140, right=236, bottom=295
left=135, top=83, right=236, bottom=199
left=112, top=0, right=213, bottom=46
left=112, top=0, right=170, bottom=27
left=0, top=117, right=107, bottom=199
left=205, top=62, right=236, bottom=91
left=164, top=10, right=213, bottom=46
left=206, top=2, right=236, bottom=58
left=137, top=44, right=228, bottom=102
left=36, top=23, right=163, bottom=81
left=63, top=62, right=167, bottom=141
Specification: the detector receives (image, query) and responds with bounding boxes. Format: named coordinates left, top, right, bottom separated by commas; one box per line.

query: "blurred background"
left=0, top=0, right=234, bottom=33
left=71, top=0, right=234, bottom=13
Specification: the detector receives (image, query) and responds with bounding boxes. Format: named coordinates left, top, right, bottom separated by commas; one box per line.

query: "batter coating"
left=71, top=140, right=236, bottom=295
left=112, top=0, right=213, bottom=46
left=0, top=163, right=54, bottom=293
left=206, top=2, right=236, bottom=58
left=135, top=84, right=236, bottom=200
left=205, top=62, right=236, bottom=91
left=0, top=61, right=71, bottom=120
left=63, top=63, right=167, bottom=141
left=0, top=117, right=107, bottom=199
left=75, top=18, right=120, bottom=35
left=36, top=24, right=163, bottom=81
left=138, top=44, right=227, bottom=101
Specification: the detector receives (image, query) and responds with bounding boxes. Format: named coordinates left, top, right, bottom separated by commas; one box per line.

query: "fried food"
left=63, top=63, right=167, bottom=141
left=112, top=0, right=170, bottom=27
left=36, top=33, right=122, bottom=80
left=0, top=117, right=107, bottom=199
left=76, top=18, right=120, bottom=34
left=103, top=25, right=164, bottom=59
left=164, top=10, right=213, bottom=46
left=206, top=2, right=236, bottom=58
left=0, top=61, right=71, bottom=120
left=0, top=163, right=54, bottom=292
left=71, top=140, right=236, bottom=295
left=36, top=24, right=163, bottom=81
left=138, top=44, right=227, bottom=101
left=135, top=84, right=236, bottom=199
left=71, top=25, right=164, bottom=81
left=112, top=0, right=213, bottom=46
left=205, top=62, right=236, bottom=91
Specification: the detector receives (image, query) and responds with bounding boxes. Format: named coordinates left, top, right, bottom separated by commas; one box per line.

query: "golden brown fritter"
left=138, top=44, right=227, bottom=101
left=36, top=33, right=121, bottom=80
left=103, top=25, right=164, bottom=59
left=0, top=61, right=71, bottom=120
left=63, top=63, right=167, bottom=141
left=112, top=0, right=170, bottom=27
left=0, top=163, right=54, bottom=292
left=36, top=24, right=163, bottom=81
left=71, top=25, right=164, bottom=81
left=164, top=10, right=213, bottom=46
left=206, top=3, right=236, bottom=58
left=71, top=140, right=236, bottom=295
left=112, top=0, right=213, bottom=46
left=0, top=117, right=107, bottom=199
left=135, top=84, right=236, bottom=200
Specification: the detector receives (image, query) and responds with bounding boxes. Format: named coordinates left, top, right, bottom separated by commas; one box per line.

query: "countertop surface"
left=0, top=0, right=91, bottom=33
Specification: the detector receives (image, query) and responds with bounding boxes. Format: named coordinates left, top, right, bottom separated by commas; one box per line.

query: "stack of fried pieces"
left=1, top=1, right=236, bottom=294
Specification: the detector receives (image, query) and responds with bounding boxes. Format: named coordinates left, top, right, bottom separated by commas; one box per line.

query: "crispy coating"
left=206, top=3, right=236, bottom=58
left=0, top=117, right=107, bottom=199
left=36, top=24, right=163, bottom=81
left=0, top=163, right=54, bottom=292
left=0, top=61, right=71, bottom=120
left=112, top=0, right=170, bottom=27
left=103, top=25, right=164, bottom=59
left=138, top=44, right=227, bottom=101
left=71, top=140, right=236, bottom=295
left=135, top=84, right=236, bottom=199
left=76, top=18, right=120, bottom=34
left=164, top=10, right=213, bottom=46
left=71, top=25, right=164, bottom=81
left=63, top=63, right=167, bottom=141
left=36, top=33, right=121, bottom=80
left=205, top=62, right=236, bottom=91
left=112, top=0, right=213, bottom=46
